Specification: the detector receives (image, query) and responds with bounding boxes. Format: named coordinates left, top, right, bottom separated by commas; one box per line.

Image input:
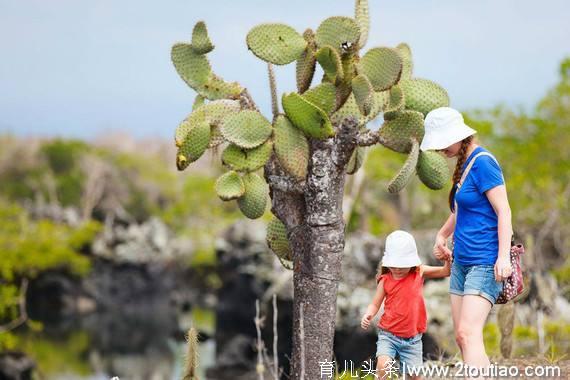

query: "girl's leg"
left=450, top=294, right=464, bottom=355
left=398, top=336, right=424, bottom=380
left=456, top=295, right=492, bottom=370
left=376, top=355, right=394, bottom=379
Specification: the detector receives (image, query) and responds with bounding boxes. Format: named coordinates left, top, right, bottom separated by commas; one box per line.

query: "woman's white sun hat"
left=381, top=230, right=422, bottom=268
left=420, top=107, right=477, bottom=151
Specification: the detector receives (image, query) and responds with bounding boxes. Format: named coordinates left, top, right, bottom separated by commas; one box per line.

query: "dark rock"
left=0, top=352, right=35, bottom=380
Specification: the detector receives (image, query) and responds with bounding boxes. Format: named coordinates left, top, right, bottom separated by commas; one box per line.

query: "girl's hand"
left=433, top=234, right=452, bottom=261
left=360, top=312, right=374, bottom=330
left=494, top=255, right=512, bottom=281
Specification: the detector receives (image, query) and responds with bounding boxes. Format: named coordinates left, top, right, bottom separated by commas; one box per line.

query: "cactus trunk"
left=265, top=117, right=358, bottom=379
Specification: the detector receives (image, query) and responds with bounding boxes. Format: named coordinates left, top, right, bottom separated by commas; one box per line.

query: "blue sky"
left=0, top=0, right=568, bottom=139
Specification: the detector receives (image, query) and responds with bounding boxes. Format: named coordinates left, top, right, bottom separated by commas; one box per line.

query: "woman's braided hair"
left=448, top=135, right=474, bottom=212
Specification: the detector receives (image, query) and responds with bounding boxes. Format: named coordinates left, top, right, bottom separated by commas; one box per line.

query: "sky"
left=0, top=0, right=569, bottom=139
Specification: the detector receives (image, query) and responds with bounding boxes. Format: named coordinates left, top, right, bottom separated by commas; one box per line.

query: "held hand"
left=360, top=312, right=374, bottom=330
left=494, top=255, right=512, bottom=281
left=433, top=234, right=452, bottom=261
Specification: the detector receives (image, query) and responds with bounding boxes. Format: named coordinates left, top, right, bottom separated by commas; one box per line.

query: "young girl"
left=360, top=230, right=451, bottom=379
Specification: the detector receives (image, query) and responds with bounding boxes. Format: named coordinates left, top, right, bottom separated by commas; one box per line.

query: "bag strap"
left=454, top=151, right=498, bottom=214
left=456, top=151, right=498, bottom=191
left=454, top=151, right=513, bottom=242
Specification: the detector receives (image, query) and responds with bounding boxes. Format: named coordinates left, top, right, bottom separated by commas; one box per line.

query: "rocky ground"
left=3, top=206, right=569, bottom=380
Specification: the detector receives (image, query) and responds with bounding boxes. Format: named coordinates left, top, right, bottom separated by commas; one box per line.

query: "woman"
left=420, top=107, right=513, bottom=375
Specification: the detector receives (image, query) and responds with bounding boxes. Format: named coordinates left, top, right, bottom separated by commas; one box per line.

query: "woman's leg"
left=456, top=295, right=492, bottom=369
left=450, top=294, right=464, bottom=356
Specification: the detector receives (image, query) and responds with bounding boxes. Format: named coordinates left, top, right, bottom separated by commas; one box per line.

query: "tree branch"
left=254, top=299, right=266, bottom=380
left=240, top=88, right=260, bottom=112
left=263, top=155, right=306, bottom=230
left=266, top=175, right=306, bottom=194
left=0, top=278, right=29, bottom=333
left=267, top=63, right=279, bottom=118
left=356, top=128, right=384, bottom=147
left=332, top=116, right=359, bottom=168
left=273, top=294, right=280, bottom=380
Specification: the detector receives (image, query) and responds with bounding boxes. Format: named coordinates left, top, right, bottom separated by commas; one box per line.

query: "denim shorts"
left=449, top=260, right=503, bottom=305
left=375, top=328, right=423, bottom=374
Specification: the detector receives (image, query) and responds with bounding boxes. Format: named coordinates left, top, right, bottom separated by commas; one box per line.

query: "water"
left=14, top=307, right=217, bottom=380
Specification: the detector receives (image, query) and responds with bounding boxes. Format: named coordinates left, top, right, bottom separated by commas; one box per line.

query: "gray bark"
left=264, top=116, right=359, bottom=379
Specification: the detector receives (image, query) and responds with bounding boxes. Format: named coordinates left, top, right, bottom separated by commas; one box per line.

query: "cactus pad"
left=357, top=47, right=402, bottom=91
left=199, top=73, right=242, bottom=100
left=237, top=173, right=268, bottom=219
left=386, top=85, right=405, bottom=112
left=209, top=126, right=225, bottom=148
left=175, top=99, right=240, bottom=147
left=246, top=23, right=307, bottom=65
left=171, top=44, right=242, bottom=100
left=274, top=115, right=309, bottom=180
left=221, top=140, right=273, bottom=172
left=171, top=43, right=212, bottom=89
left=176, top=120, right=211, bottom=170
left=282, top=92, right=335, bottom=139
left=355, top=0, right=369, bottom=48
left=302, top=82, right=336, bottom=115
left=362, top=86, right=404, bottom=123
left=221, top=110, right=273, bottom=149
left=395, top=43, right=413, bottom=80
left=192, top=94, right=206, bottom=111
left=352, top=74, right=374, bottom=116
left=401, top=78, right=449, bottom=116
left=215, top=170, right=245, bottom=201
left=387, top=139, right=419, bottom=193
left=191, top=21, right=214, bottom=54
left=296, top=29, right=317, bottom=94
left=331, top=93, right=362, bottom=125
left=378, top=110, right=424, bottom=153
left=364, top=91, right=386, bottom=122
left=175, top=112, right=204, bottom=148
left=266, top=216, right=292, bottom=261
left=417, top=150, right=449, bottom=190
left=315, top=16, right=360, bottom=54
left=346, top=146, right=366, bottom=174
left=316, top=45, right=343, bottom=83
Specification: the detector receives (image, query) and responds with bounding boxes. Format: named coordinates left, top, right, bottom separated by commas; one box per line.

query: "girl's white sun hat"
left=420, top=107, right=477, bottom=151
left=381, top=230, right=422, bottom=268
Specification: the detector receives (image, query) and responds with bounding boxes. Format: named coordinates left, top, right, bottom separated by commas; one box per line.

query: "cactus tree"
left=171, top=1, right=451, bottom=377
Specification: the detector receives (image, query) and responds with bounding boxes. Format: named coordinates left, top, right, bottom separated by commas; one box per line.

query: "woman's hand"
left=494, top=255, right=512, bottom=281
left=360, top=312, right=374, bottom=330
left=433, top=234, right=452, bottom=261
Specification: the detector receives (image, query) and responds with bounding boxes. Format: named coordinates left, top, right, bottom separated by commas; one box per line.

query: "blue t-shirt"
left=453, top=147, right=505, bottom=265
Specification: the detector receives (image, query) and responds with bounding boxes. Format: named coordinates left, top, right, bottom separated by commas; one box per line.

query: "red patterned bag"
left=495, top=238, right=525, bottom=304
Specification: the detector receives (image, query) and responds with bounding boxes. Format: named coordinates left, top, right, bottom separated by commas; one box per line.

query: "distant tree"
left=465, top=57, right=570, bottom=268
left=0, top=200, right=100, bottom=349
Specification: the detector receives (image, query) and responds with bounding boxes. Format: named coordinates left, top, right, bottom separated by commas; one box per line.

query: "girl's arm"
left=486, top=184, right=513, bottom=281
left=360, top=279, right=386, bottom=330
left=420, top=260, right=451, bottom=279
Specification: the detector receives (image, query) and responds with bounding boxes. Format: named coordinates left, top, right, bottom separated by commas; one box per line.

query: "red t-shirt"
left=375, top=269, right=427, bottom=338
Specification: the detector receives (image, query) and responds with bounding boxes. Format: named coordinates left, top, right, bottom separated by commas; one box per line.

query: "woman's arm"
left=420, top=260, right=451, bottom=279
left=433, top=212, right=456, bottom=260
left=360, top=279, right=386, bottom=330
left=438, top=212, right=456, bottom=238
left=486, top=184, right=513, bottom=281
